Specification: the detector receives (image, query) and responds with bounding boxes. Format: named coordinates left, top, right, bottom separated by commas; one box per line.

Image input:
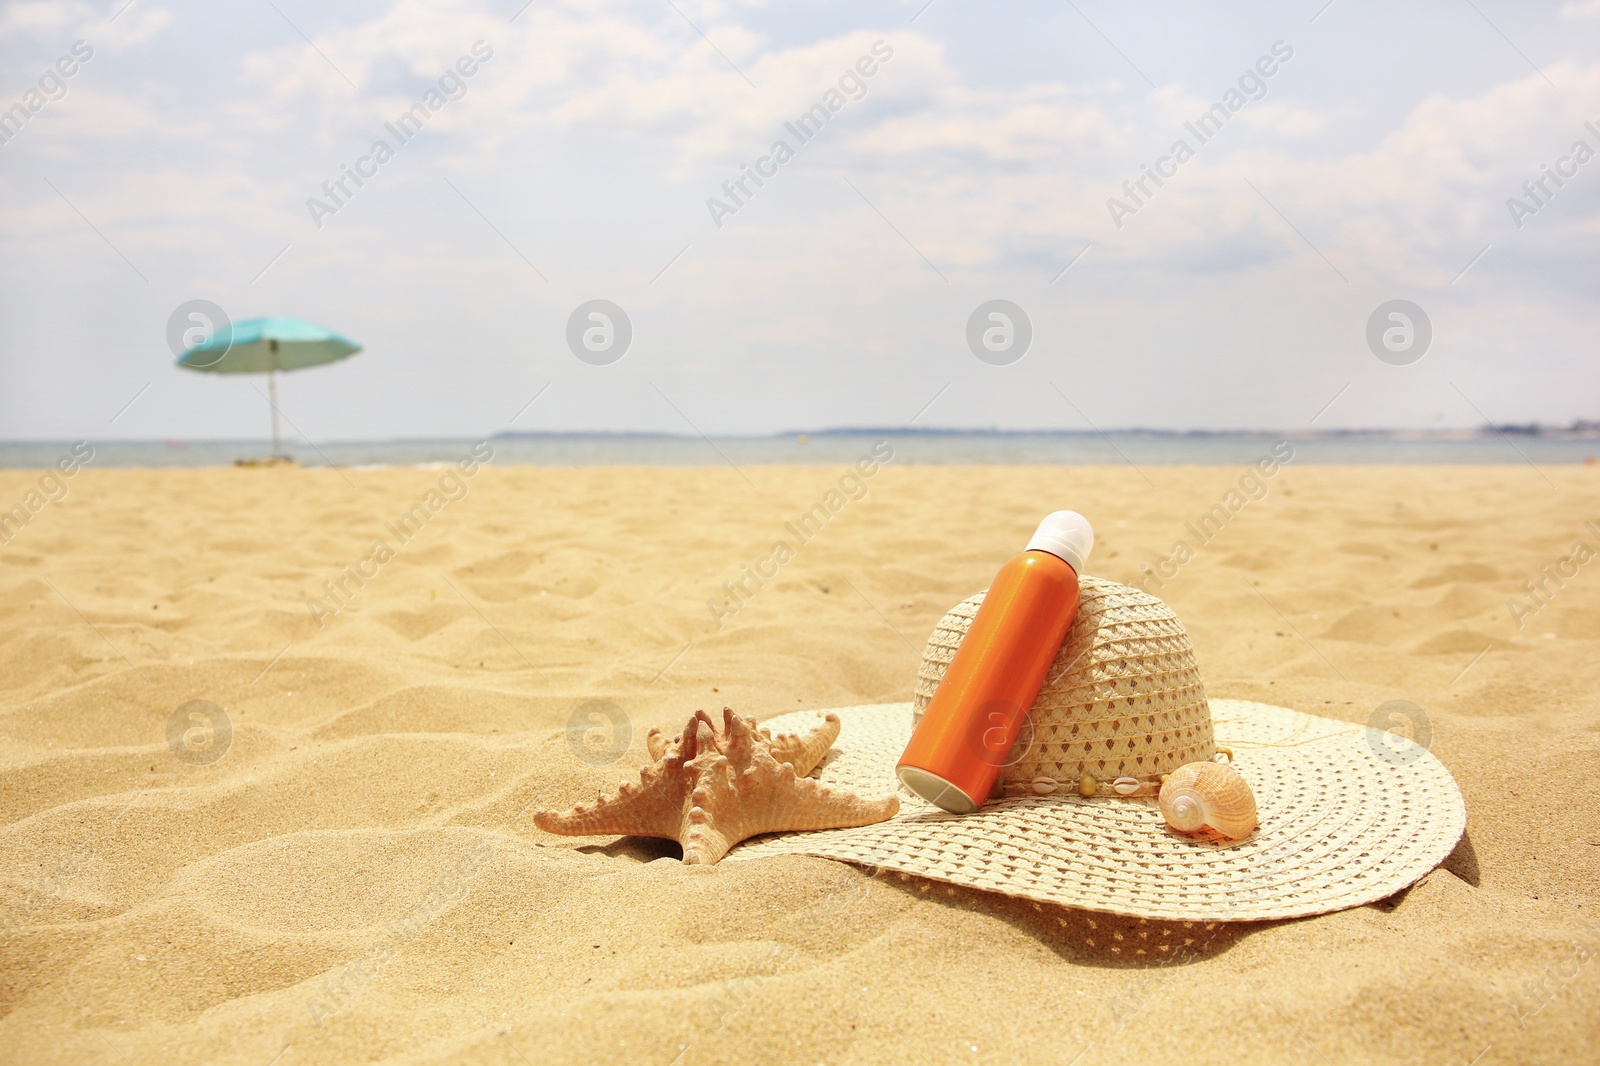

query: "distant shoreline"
left=3, top=431, right=1597, bottom=469
left=5, top=422, right=1600, bottom=449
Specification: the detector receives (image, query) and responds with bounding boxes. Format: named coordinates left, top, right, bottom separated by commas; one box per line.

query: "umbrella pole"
left=265, top=339, right=284, bottom=460
left=268, top=369, right=282, bottom=457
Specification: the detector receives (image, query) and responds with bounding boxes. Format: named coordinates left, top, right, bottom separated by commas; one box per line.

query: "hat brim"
left=730, top=700, right=1466, bottom=922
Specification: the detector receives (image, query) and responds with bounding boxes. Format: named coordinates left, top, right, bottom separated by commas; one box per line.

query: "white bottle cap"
left=1025, top=510, right=1093, bottom=574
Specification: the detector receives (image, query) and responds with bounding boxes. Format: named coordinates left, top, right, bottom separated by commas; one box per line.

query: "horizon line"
left=3, top=422, right=1600, bottom=446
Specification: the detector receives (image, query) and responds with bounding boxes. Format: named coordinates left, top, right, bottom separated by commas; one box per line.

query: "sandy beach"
left=2, top=458, right=1598, bottom=1065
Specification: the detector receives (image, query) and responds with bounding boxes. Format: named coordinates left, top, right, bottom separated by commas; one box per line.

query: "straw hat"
left=732, top=576, right=1467, bottom=921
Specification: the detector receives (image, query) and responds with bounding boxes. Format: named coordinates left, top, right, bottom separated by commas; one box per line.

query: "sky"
left=1, top=0, right=1598, bottom=441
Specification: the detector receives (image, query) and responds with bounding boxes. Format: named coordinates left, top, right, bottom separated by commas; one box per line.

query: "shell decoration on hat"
left=534, top=707, right=900, bottom=864
left=1158, top=759, right=1257, bottom=841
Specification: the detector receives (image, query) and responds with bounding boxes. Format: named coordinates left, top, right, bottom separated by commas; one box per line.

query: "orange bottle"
left=897, top=511, right=1093, bottom=813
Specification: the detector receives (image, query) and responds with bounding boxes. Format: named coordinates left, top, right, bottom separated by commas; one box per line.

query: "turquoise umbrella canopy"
left=175, top=316, right=362, bottom=458
left=175, top=316, right=361, bottom=374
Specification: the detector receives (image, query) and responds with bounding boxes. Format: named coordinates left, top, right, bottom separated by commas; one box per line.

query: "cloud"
left=0, top=1, right=94, bottom=40
left=1236, top=101, right=1324, bottom=136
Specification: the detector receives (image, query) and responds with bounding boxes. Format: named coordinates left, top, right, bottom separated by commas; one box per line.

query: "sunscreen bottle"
left=896, top=511, right=1093, bottom=813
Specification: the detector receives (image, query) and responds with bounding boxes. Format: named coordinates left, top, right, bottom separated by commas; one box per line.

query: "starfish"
left=534, top=707, right=899, bottom=864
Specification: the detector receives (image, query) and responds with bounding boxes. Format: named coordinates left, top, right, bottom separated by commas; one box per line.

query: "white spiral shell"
left=1158, top=761, right=1257, bottom=841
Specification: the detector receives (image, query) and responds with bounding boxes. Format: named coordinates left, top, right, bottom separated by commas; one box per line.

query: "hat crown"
left=912, top=575, right=1215, bottom=794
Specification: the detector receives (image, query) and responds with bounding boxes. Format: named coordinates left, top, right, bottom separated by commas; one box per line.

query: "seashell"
left=1078, top=775, right=1097, bottom=797
left=1158, top=761, right=1257, bottom=841
left=1111, top=777, right=1140, bottom=795
left=1031, top=776, right=1058, bottom=795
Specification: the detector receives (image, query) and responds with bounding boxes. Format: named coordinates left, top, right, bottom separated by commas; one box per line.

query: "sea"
left=1, top=431, right=1597, bottom=468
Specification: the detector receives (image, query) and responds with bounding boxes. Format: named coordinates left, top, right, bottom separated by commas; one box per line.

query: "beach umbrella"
left=176, top=316, right=361, bottom=458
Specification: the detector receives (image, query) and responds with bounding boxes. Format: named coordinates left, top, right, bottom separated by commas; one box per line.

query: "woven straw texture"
left=913, top=576, right=1214, bottom=794
left=732, top=579, right=1467, bottom=921
left=733, top=701, right=1466, bottom=920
